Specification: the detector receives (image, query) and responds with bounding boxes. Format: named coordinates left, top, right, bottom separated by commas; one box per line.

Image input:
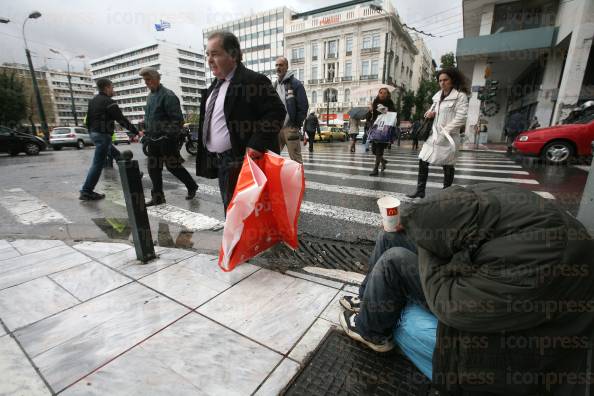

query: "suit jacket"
left=197, top=63, right=286, bottom=160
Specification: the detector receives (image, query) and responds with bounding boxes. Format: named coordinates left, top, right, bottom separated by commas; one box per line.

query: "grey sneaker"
left=339, top=295, right=361, bottom=313
left=339, top=310, right=394, bottom=353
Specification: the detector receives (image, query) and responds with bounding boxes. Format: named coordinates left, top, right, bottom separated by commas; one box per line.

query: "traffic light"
left=478, top=79, right=499, bottom=101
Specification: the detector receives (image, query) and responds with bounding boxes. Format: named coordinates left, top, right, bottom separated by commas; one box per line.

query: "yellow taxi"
left=315, top=126, right=348, bottom=142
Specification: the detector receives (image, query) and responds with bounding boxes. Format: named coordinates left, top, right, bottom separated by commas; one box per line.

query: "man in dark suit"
left=198, top=31, right=286, bottom=212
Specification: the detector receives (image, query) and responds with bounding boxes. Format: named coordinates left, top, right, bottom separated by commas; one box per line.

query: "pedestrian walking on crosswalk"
left=367, top=88, right=395, bottom=176
left=408, top=68, right=469, bottom=198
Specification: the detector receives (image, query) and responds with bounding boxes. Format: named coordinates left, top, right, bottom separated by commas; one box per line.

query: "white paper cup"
left=377, top=196, right=401, bottom=232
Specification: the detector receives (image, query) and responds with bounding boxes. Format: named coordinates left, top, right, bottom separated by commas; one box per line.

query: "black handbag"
left=417, top=118, right=434, bottom=141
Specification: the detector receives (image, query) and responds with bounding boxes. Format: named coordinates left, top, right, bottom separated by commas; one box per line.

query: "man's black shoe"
left=186, top=186, right=198, bottom=200
left=146, top=196, right=166, bottom=206
left=79, top=191, right=106, bottom=201
left=406, top=191, right=425, bottom=199
left=369, top=170, right=379, bottom=176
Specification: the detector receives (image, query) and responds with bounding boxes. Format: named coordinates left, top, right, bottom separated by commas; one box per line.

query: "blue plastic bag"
left=393, top=304, right=437, bottom=379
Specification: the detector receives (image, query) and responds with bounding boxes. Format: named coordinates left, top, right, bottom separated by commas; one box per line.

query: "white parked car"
left=50, top=127, right=93, bottom=150
left=114, top=131, right=130, bottom=145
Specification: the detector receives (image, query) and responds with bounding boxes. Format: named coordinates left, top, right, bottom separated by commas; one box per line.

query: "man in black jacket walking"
left=303, top=111, right=321, bottom=153
left=198, top=31, right=286, bottom=212
left=80, top=78, right=138, bottom=201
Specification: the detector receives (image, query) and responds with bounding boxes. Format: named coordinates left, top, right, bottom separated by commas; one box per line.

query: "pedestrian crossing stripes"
left=0, top=188, right=71, bottom=225
left=301, top=161, right=539, bottom=184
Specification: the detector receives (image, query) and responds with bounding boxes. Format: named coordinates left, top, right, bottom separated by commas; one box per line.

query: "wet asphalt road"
left=0, top=140, right=590, bottom=255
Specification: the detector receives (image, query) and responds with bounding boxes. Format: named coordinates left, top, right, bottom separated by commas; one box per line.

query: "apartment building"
left=90, top=40, right=205, bottom=126
left=45, top=70, right=94, bottom=126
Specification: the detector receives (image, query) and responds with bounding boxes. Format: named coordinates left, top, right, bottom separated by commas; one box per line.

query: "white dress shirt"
left=205, top=66, right=237, bottom=153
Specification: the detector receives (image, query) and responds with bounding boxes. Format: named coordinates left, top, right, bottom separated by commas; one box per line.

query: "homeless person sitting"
left=339, top=183, right=594, bottom=396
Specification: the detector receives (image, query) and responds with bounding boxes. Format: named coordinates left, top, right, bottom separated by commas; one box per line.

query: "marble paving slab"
left=199, top=269, right=339, bottom=353
left=72, top=241, right=132, bottom=259
left=140, top=254, right=259, bottom=308
left=0, top=334, right=50, bottom=395
left=320, top=290, right=356, bottom=326
left=0, top=245, right=92, bottom=291
left=14, top=282, right=189, bottom=392
left=254, top=358, right=300, bottom=396
left=0, top=277, right=80, bottom=331
left=0, top=240, right=20, bottom=261
left=285, top=270, right=344, bottom=289
left=288, top=318, right=335, bottom=363
left=10, top=239, right=66, bottom=255
left=97, top=247, right=196, bottom=279
left=49, top=261, right=132, bottom=301
left=61, top=313, right=282, bottom=396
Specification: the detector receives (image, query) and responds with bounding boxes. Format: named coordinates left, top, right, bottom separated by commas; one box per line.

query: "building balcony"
left=291, top=57, right=305, bottom=64
left=326, top=53, right=337, bottom=59
left=361, top=47, right=381, bottom=55
left=312, top=56, right=318, bottom=61
left=456, top=26, right=558, bottom=59
left=341, top=76, right=353, bottom=82
left=323, top=78, right=338, bottom=83
left=346, top=51, right=352, bottom=56
left=360, top=75, right=379, bottom=81
left=308, top=79, right=322, bottom=84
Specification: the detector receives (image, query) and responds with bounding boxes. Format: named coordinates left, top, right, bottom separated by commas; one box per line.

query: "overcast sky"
left=0, top=0, right=462, bottom=73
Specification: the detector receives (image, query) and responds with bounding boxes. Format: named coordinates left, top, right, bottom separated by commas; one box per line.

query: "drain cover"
left=282, top=330, right=431, bottom=396
left=258, top=235, right=374, bottom=274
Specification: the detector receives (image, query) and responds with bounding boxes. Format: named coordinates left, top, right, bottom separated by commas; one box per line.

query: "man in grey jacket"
left=273, top=57, right=308, bottom=164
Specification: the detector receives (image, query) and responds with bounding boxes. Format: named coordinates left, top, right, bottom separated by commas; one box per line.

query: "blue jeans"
left=356, top=230, right=426, bottom=342
left=81, top=132, right=120, bottom=193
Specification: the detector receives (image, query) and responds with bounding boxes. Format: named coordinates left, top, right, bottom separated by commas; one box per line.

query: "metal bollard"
left=117, top=150, right=156, bottom=262
left=577, top=141, right=594, bottom=235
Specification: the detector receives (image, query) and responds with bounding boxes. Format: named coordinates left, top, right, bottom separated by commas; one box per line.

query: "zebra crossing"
left=0, top=147, right=554, bottom=234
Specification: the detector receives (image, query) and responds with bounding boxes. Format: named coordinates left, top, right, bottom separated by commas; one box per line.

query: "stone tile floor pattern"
left=0, top=239, right=356, bottom=395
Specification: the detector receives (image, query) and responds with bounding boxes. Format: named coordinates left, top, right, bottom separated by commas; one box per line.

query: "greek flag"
left=155, top=20, right=171, bottom=31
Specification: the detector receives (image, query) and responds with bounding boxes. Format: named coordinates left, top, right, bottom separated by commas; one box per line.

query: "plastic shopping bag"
left=218, top=151, right=304, bottom=272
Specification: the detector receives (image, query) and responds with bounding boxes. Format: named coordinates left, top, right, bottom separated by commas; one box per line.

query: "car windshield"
left=574, top=114, right=594, bottom=124
left=52, top=128, right=70, bottom=134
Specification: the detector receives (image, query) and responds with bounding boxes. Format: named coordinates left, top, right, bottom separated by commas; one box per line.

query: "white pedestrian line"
left=305, top=181, right=412, bottom=202
left=299, top=153, right=523, bottom=168
left=105, top=186, right=224, bottom=231
left=534, top=191, right=556, bottom=200
left=297, top=152, right=520, bottom=165
left=302, top=161, right=539, bottom=184
left=301, top=157, right=529, bottom=175
left=574, top=165, right=590, bottom=172
left=305, top=169, right=448, bottom=189
left=0, top=188, right=71, bottom=225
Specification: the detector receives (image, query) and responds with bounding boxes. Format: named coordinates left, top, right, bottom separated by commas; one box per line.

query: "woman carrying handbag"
left=407, top=69, right=469, bottom=198
left=366, top=88, right=396, bottom=176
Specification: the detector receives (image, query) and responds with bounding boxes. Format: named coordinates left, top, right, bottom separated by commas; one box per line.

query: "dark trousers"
left=81, top=132, right=120, bottom=193
left=305, top=131, right=316, bottom=152
left=356, top=230, right=426, bottom=342
left=214, top=150, right=243, bottom=213
left=412, top=138, right=419, bottom=150
left=146, top=136, right=197, bottom=198
left=418, top=160, right=455, bottom=190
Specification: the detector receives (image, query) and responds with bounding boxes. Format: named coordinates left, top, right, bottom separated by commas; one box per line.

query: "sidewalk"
left=0, top=239, right=356, bottom=395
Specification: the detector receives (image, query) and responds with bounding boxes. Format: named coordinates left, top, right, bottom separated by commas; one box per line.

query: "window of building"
left=311, top=65, right=318, bottom=80
left=297, top=68, right=304, bottom=82
left=312, top=43, right=319, bottom=60
left=312, top=91, right=317, bottom=104
left=326, top=63, right=336, bottom=80
left=371, top=60, right=379, bottom=76
left=325, top=40, right=338, bottom=59
left=323, top=88, right=337, bottom=103
left=345, top=35, right=353, bottom=55
left=362, top=35, right=372, bottom=49
left=291, top=47, right=304, bottom=61
left=344, top=89, right=350, bottom=104
left=344, top=61, right=352, bottom=77
left=361, top=60, right=370, bottom=76
left=491, top=0, right=557, bottom=33
left=372, top=33, right=381, bottom=48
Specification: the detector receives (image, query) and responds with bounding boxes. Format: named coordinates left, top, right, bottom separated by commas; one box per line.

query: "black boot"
left=407, top=160, right=429, bottom=198
left=443, top=166, right=455, bottom=189
left=380, top=158, right=388, bottom=171
left=369, top=156, right=381, bottom=176
left=146, top=192, right=166, bottom=207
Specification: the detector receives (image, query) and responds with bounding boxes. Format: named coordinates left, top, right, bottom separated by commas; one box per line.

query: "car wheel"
left=76, top=140, right=84, bottom=150
left=24, top=143, right=40, bottom=156
left=52, top=145, right=62, bottom=151
left=542, top=141, right=573, bottom=165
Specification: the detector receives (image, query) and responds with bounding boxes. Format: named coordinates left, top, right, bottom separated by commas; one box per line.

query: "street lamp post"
left=50, top=49, right=85, bottom=126
left=22, top=11, right=50, bottom=141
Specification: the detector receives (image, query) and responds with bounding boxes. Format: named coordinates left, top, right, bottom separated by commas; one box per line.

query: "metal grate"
left=257, top=234, right=374, bottom=274
left=282, top=329, right=432, bottom=396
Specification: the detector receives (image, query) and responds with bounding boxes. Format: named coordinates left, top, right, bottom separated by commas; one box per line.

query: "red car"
left=513, top=116, right=594, bottom=164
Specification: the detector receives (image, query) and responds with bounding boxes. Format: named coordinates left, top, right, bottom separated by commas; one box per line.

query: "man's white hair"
left=139, top=67, right=160, bottom=80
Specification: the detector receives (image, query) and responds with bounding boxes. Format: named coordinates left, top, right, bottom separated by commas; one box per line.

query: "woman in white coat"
left=407, top=69, right=469, bottom=198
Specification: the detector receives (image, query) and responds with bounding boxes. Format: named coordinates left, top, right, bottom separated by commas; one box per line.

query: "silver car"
left=50, top=127, right=93, bottom=150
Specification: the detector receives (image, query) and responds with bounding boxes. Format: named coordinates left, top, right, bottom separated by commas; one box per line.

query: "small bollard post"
left=117, top=150, right=156, bottom=262
left=577, top=141, right=594, bottom=235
